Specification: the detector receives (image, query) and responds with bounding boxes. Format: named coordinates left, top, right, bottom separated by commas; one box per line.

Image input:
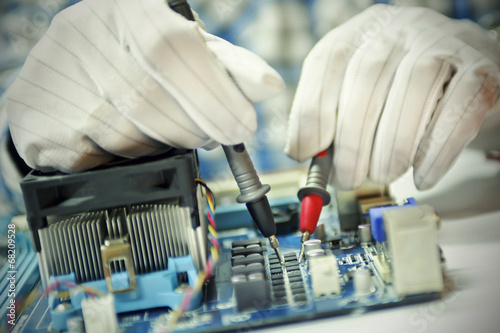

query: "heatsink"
left=20, top=150, right=208, bottom=330
left=38, top=203, right=205, bottom=289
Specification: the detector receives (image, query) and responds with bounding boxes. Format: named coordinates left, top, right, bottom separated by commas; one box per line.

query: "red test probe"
left=297, top=144, right=334, bottom=262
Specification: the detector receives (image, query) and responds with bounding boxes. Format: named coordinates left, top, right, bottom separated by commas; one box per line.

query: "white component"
left=372, top=255, right=391, bottom=283
left=358, top=224, right=372, bottom=245
left=353, top=269, right=373, bottom=296
left=66, top=317, right=84, bottom=333
left=81, top=295, right=119, bottom=333
left=10, top=215, right=29, bottom=230
left=309, top=254, right=341, bottom=297
left=384, top=205, right=443, bottom=297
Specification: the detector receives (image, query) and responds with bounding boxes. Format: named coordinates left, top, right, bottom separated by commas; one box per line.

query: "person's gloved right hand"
left=286, top=4, right=500, bottom=191
left=5, top=0, right=284, bottom=173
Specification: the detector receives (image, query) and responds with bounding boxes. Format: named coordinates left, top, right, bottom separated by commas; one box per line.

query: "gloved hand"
left=5, top=0, right=284, bottom=173
left=286, top=4, right=500, bottom=190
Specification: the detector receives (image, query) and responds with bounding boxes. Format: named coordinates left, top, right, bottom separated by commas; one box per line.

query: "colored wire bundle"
left=165, top=179, right=220, bottom=332
left=44, top=280, right=105, bottom=299
left=197, top=178, right=220, bottom=259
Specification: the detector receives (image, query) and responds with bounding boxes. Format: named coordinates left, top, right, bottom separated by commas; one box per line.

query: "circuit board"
left=6, top=151, right=444, bottom=332
left=12, top=204, right=442, bottom=333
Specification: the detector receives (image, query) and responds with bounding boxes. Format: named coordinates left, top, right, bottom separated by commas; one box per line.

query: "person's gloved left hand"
left=5, top=0, right=284, bottom=173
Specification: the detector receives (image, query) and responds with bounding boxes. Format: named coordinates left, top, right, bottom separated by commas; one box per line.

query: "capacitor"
left=358, top=224, right=372, bottom=245
left=306, top=248, right=325, bottom=259
left=303, top=239, right=322, bottom=254
left=353, top=269, right=373, bottom=296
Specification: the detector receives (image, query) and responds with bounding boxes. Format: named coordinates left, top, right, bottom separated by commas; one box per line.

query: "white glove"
left=5, top=0, right=284, bottom=173
left=286, top=4, right=500, bottom=190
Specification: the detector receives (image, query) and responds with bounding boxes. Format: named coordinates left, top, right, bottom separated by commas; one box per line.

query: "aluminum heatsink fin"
left=38, top=212, right=106, bottom=283
left=38, top=201, right=205, bottom=285
left=127, top=204, right=197, bottom=274
left=127, top=205, right=143, bottom=274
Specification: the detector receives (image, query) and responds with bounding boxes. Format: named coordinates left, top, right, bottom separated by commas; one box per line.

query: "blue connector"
left=369, top=198, right=418, bottom=243
left=48, top=255, right=200, bottom=331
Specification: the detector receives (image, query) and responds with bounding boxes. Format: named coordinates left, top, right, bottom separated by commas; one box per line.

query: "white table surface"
left=259, top=149, right=500, bottom=333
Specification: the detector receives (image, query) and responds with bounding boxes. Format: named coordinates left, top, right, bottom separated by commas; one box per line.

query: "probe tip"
left=268, top=235, right=284, bottom=264
left=274, top=247, right=284, bottom=265
left=298, top=243, right=305, bottom=263
left=298, top=231, right=310, bottom=263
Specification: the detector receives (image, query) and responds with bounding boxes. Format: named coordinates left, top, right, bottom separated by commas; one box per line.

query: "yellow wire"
left=167, top=310, right=181, bottom=332
left=167, top=177, right=218, bottom=332
left=194, top=178, right=206, bottom=186
left=210, top=246, right=219, bottom=263
left=207, top=199, right=215, bottom=215
left=195, top=178, right=215, bottom=212
left=80, top=286, right=106, bottom=297
left=55, top=291, right=71, bottom=299
left=166, top=271, right=209, bottom=332
left=194, top=272, right=206, bottom=291
left=166, top=243, right=219, bottom=332
left=208, top=225, right=218, bottom=238
left=50, top=283, right=106, bottom=299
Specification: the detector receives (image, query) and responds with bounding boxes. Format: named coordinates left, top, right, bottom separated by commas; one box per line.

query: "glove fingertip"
left=235, top=70, right=285, bottom=103
left=202, top=30, right=285, bottom=102
left=283, top=134, right=321, bottom=163
left=260, top=71, right=286, bottom=96
left=413, top=170, right=438, bottom=191
left=283, top=144, right=305, bottom=163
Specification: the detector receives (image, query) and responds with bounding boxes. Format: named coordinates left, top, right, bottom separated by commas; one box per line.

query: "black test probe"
left=166, top=0, right=283, bottom=264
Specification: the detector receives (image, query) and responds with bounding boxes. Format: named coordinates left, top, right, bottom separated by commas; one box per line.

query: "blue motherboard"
left=9, top=201, right=442, bottom=333
left=3, top=151, right=444, bottom=332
